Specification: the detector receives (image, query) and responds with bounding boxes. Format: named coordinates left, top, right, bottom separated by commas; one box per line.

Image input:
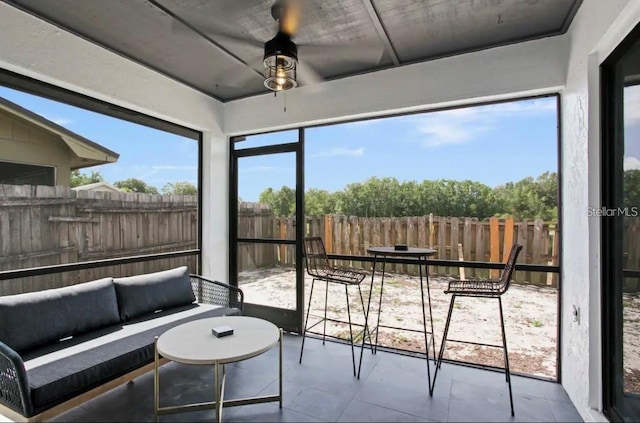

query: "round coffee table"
left=154, top=316, right=283, bottom=422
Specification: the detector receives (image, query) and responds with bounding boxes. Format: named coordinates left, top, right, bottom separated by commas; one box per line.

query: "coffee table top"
left=156, top=316, right=279, bottom=365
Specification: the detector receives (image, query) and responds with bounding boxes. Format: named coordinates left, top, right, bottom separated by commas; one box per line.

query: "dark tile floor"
left=50, top=335, right=582, bottom=422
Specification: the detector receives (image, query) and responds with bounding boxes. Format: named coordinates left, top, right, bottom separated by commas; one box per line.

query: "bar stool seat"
left=299, top=237, right=370, bottom=376
left=431, top=243, right=523, bottom=416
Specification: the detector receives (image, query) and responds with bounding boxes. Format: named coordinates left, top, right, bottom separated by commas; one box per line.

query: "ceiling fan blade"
left=299, top=43, right=385, bottom=65
left=279, top=0, right=303, bottom=36
left=208, top=53, right=265, bottom=89
left=170, top=15, right=264, bottom=52
left=297, top=61, right=325, bottom=87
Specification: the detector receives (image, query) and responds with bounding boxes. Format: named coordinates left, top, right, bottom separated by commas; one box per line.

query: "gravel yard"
left=239, top=267, right=559, bottom=379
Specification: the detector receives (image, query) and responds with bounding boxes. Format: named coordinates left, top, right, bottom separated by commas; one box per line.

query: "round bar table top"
left=367, top=246, right=437, bottom=257
left=157, top=316, right=279, bottom=365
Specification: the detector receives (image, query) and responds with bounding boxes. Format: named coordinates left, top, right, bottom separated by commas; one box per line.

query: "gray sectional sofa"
left=0, top=266, right=243, bottom=421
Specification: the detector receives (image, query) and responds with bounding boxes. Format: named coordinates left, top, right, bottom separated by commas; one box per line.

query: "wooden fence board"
left=518, top=219, right=529, bottom=283
left=438, top=216, right=447, bottom=276
left=490, top=217, right=500, bottom=278
left=463, top=217, right=473, bottom=278
left=475, top=222, right=486, bottom=279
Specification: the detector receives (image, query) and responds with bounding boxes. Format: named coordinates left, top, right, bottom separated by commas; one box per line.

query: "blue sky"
left=0, top=86, right=559, bottom=201
left=0, top=86, right=198, bottom=191
left=239, top=97, right=559, bottom=201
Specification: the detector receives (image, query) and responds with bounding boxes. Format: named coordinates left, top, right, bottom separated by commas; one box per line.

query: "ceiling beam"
left=147, top=0, right=264, bottom=80
left=361, top=0, right=400, bottom=65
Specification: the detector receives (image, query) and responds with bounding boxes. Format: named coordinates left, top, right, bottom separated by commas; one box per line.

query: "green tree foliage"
left=114, top=178, right=158, bottom=194
left=494, top=172, right=558, bottom=220
left=69, top=170, right=104, bottom=187
left=305, top=188, right=337, bottom=216
left=259, top=186, right=296, bottom=217
left=624, top=169, right=640, bottom=208
left=258, top=171, right=562, bottom=220
left=162, top=181, right=197, bottom=195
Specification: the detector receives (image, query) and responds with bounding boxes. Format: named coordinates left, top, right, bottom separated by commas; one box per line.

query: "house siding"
left=0, top=108, right=71, bottom=185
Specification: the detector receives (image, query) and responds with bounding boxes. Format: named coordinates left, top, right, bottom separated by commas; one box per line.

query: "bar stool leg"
left=423, top=260, right=437, bottom=361
left=323, top=281, right=329, bottom=345
left=418, top=258, right=432, bottom=395
left=345, top=285, right=356, bottom=376
left=299, top=279, right=316, bottom=364
left=431, top=295, right=456, bottom=394
left=358, top=255, right=377, bottom=379
left=374, top=259, right=386, bottom=354
left=358, top=284, right=373, bottom=353
left=499, top=297, right=515, bottom=416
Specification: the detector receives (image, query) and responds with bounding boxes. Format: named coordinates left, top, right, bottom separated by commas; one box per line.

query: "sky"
left=0, top=86, right=560, bottom=201
left=238, top=96, right=559, bottom=201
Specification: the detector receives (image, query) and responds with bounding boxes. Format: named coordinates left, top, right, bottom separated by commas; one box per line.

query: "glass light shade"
left=264, top=54, right=297, bottom=91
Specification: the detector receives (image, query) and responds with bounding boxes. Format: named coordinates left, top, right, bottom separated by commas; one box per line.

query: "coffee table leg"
left=215, top=361, right=224, bottom=423
left=279, top=328, right=283, bottom=408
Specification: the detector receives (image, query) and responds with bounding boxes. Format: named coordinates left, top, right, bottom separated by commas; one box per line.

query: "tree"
left=70, top=170, right=104, bottom=188
left=494, top=172, right=558, bottom=220
left=114, top=178, right=158, bottom=194
left=624, top=169, right=640, bottom=208
left=305, top=188, right=337, bottom=216
left=256, top=171, right=559, bottom=220
left=259, top=186, right=296, bottom=217
left=162, top=181, right=197, bottom=195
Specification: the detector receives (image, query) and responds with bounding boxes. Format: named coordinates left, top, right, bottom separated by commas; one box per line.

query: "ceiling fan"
left=170, top=0, right=385, bottom=93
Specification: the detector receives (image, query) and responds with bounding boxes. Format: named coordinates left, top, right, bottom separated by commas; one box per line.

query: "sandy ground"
left=624, top=293, right=640, bottom=393
left=239, top=267, right=559, bottom=379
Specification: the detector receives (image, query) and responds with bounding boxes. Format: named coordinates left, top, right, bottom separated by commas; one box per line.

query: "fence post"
left=279, top=219, right=286, bottom=265
left=428, top=213, right=434, bottom=248
left=458, top=243, right=465, bottom=280
left=324, top=215, right=333, bottom=254
left=502, top=216, right=514, bottom=262
left=490, top=217, right=500, bottom=278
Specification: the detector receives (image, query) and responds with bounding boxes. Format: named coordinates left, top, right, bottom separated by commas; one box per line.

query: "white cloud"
left=624, top=156, right=640, bottom=170
left=411, top=97, right=555, bottom=148
left=311, top=147, right=364, bottom=158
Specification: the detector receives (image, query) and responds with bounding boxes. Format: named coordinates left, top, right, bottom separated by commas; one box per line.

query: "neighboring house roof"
left=71, top=181, right=125, bottom=193
left=0, top=96, right=119, bottom=169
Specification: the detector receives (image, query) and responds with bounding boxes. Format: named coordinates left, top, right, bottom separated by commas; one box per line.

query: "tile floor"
left=48, top=335, right=582, bottom=422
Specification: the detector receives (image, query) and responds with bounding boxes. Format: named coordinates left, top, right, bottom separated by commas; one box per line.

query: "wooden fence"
left=238, top=208, right=560, bottom=287
left=15, top=194, right=640, bottom=293
left=308, top=215, right=559, bottom=286
left=0, top=184, right=198, bottom=296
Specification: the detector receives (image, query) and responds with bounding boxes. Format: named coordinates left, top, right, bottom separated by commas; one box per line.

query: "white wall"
left=561, top=0, right=639, bottom=421
left=225, top=35, right=568, bottom=135
left=0, top=2, right=229, bottom=282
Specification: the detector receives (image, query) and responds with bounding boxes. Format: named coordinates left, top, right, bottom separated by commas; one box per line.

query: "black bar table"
left=357, top=246, right=437, bottom=395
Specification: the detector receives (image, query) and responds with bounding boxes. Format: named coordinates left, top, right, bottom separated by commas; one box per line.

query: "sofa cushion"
left=23, top=303, right=241, bottom=414
left=0, top=278, right=119, bottom=354
left=113, top=266, right=196, bottom=321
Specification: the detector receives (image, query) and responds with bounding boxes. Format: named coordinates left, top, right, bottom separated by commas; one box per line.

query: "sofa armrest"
left=190, top=275, right=244, bottom=313
left=0, top=341, right=33, bottom=418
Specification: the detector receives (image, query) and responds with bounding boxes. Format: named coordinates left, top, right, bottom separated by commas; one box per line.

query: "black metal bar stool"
left=430, top=243, right=523, bottom=416
left=299, top=236, right=370, bottom=376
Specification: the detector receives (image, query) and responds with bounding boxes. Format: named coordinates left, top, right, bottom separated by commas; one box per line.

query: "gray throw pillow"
left=113, top=266, right=196, bottom=321
left=0, top=278, right=120, bottom=353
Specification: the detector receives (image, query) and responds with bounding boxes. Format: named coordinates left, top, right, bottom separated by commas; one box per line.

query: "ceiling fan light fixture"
left=263, top=32, right=298, bottom=91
